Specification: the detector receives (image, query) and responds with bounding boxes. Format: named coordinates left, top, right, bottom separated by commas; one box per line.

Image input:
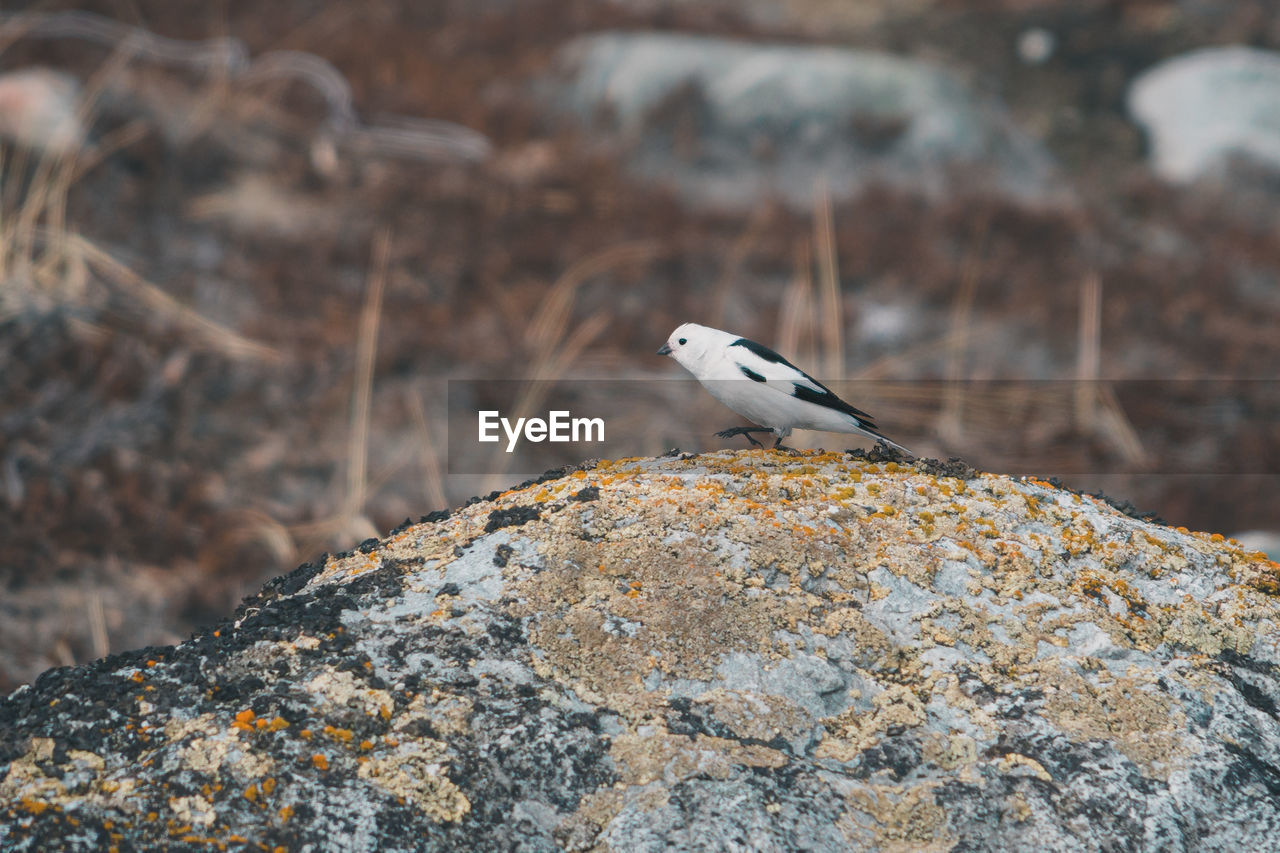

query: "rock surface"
left=1129, top=46, right=1280, bottom=183
left=3, top=450, right=1280, bottom=851
left=554, top=32, right=1059, bottom=209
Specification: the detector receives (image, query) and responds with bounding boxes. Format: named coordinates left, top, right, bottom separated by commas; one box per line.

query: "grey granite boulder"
left=553, top=32, right=1059, bottom=209
left=3, top=450, right=1280, bottom=850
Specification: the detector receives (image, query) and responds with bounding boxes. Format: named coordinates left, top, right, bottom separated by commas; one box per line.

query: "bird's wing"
left=727, top=337, right=879, bottom=427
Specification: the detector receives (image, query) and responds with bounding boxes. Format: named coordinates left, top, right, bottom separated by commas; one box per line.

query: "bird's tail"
left=854, top=421, right=912, bottom=457
left=875, top=435, right=913, bottom=456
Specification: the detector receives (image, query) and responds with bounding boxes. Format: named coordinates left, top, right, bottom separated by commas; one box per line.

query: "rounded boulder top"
left=3, top=450, right=1279, bottom=851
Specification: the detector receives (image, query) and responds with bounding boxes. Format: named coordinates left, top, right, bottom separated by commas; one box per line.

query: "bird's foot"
left=715, top=426, right=772, bottom=449
left=772, top=438, right=805, bottom=456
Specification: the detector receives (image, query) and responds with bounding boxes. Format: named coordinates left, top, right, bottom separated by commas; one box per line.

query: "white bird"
left=658, top=322, right=909, bottom=452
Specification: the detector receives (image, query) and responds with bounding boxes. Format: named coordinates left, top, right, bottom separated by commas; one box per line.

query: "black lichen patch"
left=1213, top=650, right=1280, bottom=719
left=485, top=505, right=542, bottom=533
left=570, top=486, right=600, bottom=503
left=459, top=461, right=600, bottom=513
left=665, top=696, right=717, bottom=740
left=1222, top=741, right=1280, bottom=799
left=493, top=544, right=515, bottom=568
left=419, top=508, right=453, bottom=525
left=260, top=554, right=328, bottom=598
left=849, top=735, right=923, bottom=782
left=664, top=697, right=791, bottom=754
left=344, top=565, right=407, bottom=600
left=912, top=456, right=978, bottom=480
left=1085, top=491, right=1168, bottom=526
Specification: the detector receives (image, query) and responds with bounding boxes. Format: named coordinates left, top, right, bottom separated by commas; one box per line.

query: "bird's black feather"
left=730, top=337, right=793, bottom=366
left=740, top=366, right=766, bottom=382
left=731, top=337, right=878, bottom=426
left=792, top=384, right=879, bottom=429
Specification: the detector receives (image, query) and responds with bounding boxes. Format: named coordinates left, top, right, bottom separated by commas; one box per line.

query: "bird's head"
left=657, top=322, right=719, bottom=371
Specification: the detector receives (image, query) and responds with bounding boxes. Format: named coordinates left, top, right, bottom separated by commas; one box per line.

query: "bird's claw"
left=715, top=426, right=768, bottom=448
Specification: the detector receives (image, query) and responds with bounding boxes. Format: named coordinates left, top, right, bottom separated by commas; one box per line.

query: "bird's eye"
left=678, top=338, right=687, bottom=345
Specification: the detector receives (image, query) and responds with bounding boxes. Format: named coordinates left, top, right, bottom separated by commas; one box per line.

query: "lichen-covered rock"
left=3, top=450, right=1280, bottom=851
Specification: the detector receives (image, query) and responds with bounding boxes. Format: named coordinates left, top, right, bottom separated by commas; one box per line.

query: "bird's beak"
left=656, top=343, right=672, bottom=356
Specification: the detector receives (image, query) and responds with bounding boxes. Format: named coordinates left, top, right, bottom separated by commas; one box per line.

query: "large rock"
left=554, top=33, right=1059, bottom=208
left=1129, top=46, right=1280, bottom=183
left=3, top=450, right=1280, bottom=851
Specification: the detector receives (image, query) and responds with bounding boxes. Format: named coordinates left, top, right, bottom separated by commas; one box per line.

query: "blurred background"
left=1, top=0, right=1278, bottom=689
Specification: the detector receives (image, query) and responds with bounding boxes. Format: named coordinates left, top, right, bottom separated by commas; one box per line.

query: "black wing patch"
left=792, top=384, right=879, bottom=429
left=740, top=366, right=766, bottom=382
left=732, top=336, right=882, bottom=431
left=730, top=337, right=794, bottom=366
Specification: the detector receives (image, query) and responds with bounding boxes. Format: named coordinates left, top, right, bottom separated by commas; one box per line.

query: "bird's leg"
left=773, top=436, right=786, bottom=449
left=714, top=426, right=772, bottom=448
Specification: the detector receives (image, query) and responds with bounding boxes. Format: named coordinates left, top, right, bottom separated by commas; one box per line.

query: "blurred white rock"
left=1233, top=530, right=1280, bottom=562
left=554, top=32, right=1060, bottom=209
left=1129, top=46, right=1280, bottom=182
left=0, top=68, right=85, bottom=156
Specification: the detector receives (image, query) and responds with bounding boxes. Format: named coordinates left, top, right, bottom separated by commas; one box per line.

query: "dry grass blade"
left=814, top=180, right=844, bottom=382
left=10, top=30, right=134, bottom=276
left=1097, top=383, right=1149, bottom=467
left=777, top=237, right=815, bottom=366
left=539, top=310, right=611, bottom=381
left=482, top=310, right=612, bottom=493
left=852, top=324, right=976, bottom=380
left=285, top=233, right=392, bottom=550
left=344, top=228, right=391, bottom=521
left=710, top=202, right=770, bottom=328
left=775, top=237, right=820, bottom=448
left=409, top=384, right=449, bottom=513
left=87, top=588, right=108, bottom=659
left=937, top=214, right=990, bottom=444
left=524, top=240, right=659, bottom=365
left=1075, top=272, right=1101, bottom=431
left=211, top=509, right=297, bottom=568
left=478, top=245, right=634, bottom=495
left=71, top=234, right=281, bottom=361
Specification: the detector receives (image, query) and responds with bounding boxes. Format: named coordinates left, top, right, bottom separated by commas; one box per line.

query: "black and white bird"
left=658, top=322, right=909, bottom=452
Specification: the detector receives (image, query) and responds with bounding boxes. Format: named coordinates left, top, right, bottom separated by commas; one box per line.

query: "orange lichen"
left=21, top=798, right=49, bottom=815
